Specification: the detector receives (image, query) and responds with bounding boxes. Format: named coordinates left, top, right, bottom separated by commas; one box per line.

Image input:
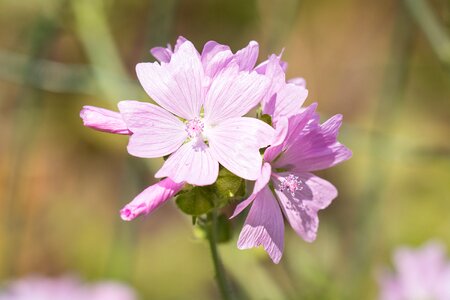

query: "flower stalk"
left=207, top=209, right=234, bottom=300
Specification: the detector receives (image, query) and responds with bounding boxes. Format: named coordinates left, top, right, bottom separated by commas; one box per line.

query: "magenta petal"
left=136, top=41, right=204, bottom=120
left=276, top=113, right=352, bottom=172
left=204, top=63, right=270, bottom=124
left=234, top=40, right=259, bottom=71
left=120, top=178, right=184, bottom=221
left=208, top=117, right=275, bottom=180
left=150, top=47, right=172, bottom=63
left=237, top=186, right=284, bottom=264
left=80, top=106, right=130, bottom=135
left=264, top=117, right=289, bottom=163
left=274, top=172, right=337, bottom=242
left=118, top=101, right=187, bottom=158
left=155, top=140, right=219, bottom=186
left=230, top=162, right=272, bottom=219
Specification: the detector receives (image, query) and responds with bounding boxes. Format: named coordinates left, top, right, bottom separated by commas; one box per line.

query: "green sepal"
left=213, top=167, right=246, bottom=208
left=175, top=186, right=214, bottom=216
left=259, top=114, right=272, bottom=126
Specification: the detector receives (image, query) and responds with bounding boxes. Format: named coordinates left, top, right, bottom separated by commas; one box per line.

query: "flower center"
left=185, top=117, right=204, bottom=138
left=279, top=174, right=303, bottom=197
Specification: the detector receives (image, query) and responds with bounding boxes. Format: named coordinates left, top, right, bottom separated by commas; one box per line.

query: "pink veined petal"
left=270, top=83, right=308, bottom=124
left=155, top=139, right=219, bottom=186
left=273, top=172, right=337, bottom=242
left=274, top=113, right=352, bottom=172
left=288, top=77, right=307, bottom=87
left=118, top=101, right=187, bottom=158
left=230, top=162, right=272, bottom=219
left=120, top=178, right=184, bottom=221
left=264, top=117, right=289, bottom=163
left=234, top=40, right=259, bottom=71
left=204, top=63, right=270, bottom=124
left=136, top=41, right=204, bottom=120
left=260, top=55, right=286, bottom=114
left=150, top=46, right=172, bottom=63
left=173, top=36, right=187, bottom=52
left=208, top=117, right=275, bottom=180
left=80, top=106, right=130, bottom=135
left=201, top=40, right=233, bottom=79
left=255, top=53, right=288, bottom=74
left=237, top=186, right=284, bottom=264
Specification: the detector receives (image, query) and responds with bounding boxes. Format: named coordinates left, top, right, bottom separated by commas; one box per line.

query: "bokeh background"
left=1, top=0, right=449, bottom=299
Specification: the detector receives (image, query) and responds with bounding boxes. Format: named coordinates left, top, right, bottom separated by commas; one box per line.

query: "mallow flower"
left=0, top=276, right=137, bottom=300
left=231, top=104, right=352, bottom=263
left=80, top=38, right=275, bottom=220
left=378, top=241, right=450, bottom=300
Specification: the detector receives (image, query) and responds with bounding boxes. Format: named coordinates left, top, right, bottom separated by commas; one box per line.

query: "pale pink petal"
left=204, top=63, right=270, bottom=124
left=173, top=36, right=187, bottom=52
left=80, top=106, right=130, bottom=135
left=136, top=41, right=204, bottom=120
left=120, top=178, right=184, bottom=221
left=260, top=55, right=286, bottom=115
left=155, top=140, right=219, bottom=186
left=234, top=40, right=259, bottom=71
left=270, top=83, right=308, bottom=124
left=255, top=53, right=288, bottom=74
left=288, top=77, right=306, bottom=87
left=230, top=162, right=272, bottom=219
left=378, top=272, right=403, bottom=300
left=150, top=46, right=172, bottom=63
left=237, top=186, right=284, bottom=264
left=118, top=101, right=187, bottom=158
left=274, top=113, right=352, bottom=172
left=263, top=117, right=289, bottom=163
left=201, top=41, right=233, bottom=79
left=208, top=117, right=275, bottom=180
left=273, top=172, right=337, bottom=242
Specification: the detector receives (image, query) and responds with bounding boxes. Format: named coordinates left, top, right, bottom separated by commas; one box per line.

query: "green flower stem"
left=207, top=210, right=234, bottom=300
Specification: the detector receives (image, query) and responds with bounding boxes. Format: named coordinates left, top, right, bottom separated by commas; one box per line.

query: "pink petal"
left=263, top=117, right=289, bottom=163
left=155, top=139, right=219, bottom=186
left=201, top=41, right=233, bottom=79
left=288, top=77, right=306, bottom=87
left=136, top=41, right=204, bottom=120
left=234, top=40, right=259, bottom=71
left=271, top=83, right=308, bottom=124
left=208, top=117, right=275, bottom=180
left=230, top=162, right=272, bottom=219
left=118, top=101, right=187, bottom=158
left=150, top=46, right=172, bottom=63
left=275, top=113, right=352, bottom=172
left=80, top=106, right=130, bottom=135
left=237, top=186, right=284, bottom=264
left=204, top=63, right=270, bottom=124
left=120, top=178, right=184, bottom=221
left=273, top=172, right=337, bottom=242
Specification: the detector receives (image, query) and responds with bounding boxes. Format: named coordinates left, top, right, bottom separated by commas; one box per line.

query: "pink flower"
left=231, top=104, right=352, bottom=263
left=121, top=40, right=274, bottom=185
left=81, top=39, right=274, bottom=185
left=0, top=276, right=137, bottom=300
left=378, top=241, right=450, bottom=300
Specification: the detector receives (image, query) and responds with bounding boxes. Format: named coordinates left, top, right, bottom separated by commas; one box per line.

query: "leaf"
left=175, top=187, right=214, bottom=216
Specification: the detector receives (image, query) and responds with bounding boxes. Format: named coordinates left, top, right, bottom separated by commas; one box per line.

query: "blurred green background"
left=1, top=0, right=449, bottom=299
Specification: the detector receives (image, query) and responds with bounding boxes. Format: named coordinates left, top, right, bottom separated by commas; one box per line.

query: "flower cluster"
left=0, top=276, right=137, bottom=300
left=378, top=241, right=450, bottom=300
left=80, top=37, right=352, bottom=263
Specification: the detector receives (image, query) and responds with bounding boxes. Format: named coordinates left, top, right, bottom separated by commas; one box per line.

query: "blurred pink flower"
left=232, top=104, right=352, bottom=263
left=379, top=241, right=450, bottom=300
left=0, top=276, right=137, bottom=300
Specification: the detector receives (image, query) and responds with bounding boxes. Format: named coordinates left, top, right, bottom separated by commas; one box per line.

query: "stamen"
left=278, top=174, right=303, bottom=197
left=185, top=117, right=204, bottom=138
